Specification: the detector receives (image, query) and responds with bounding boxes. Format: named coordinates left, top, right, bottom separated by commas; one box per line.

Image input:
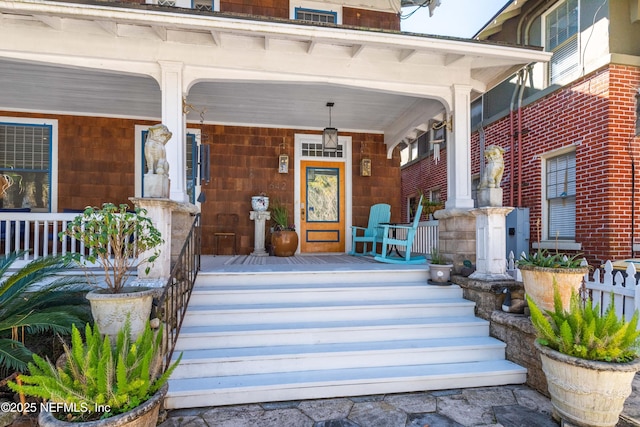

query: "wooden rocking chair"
left=373, top=196, right=426, bottom=264
left=349, top=203, right=391, bottom=256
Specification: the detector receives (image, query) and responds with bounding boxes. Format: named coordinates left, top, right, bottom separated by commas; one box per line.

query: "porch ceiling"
left=0, top=0, right=551, bottom=150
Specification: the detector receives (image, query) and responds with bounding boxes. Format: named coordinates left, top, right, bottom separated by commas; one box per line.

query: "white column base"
left=469, top=207, right=513, bottom=280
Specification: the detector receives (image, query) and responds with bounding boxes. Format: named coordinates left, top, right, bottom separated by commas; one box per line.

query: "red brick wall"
left=400, top=149, right=448, bottom=221
left=401, top=64, right=640, bottom=266
left=342, top=7, right=400, bottom=31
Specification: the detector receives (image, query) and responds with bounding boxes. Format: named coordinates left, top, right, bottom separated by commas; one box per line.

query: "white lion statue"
left=144, top=124, right=171, bottom=176
left=479, top=145, right=505, bottom=189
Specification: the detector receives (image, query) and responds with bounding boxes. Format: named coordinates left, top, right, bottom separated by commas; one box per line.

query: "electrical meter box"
left=506, top=208, right=530, bottom=261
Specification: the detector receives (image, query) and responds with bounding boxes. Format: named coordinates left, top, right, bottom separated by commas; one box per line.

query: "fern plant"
left=0, top=252, right=90, bottom=373
left=528, top=284, right=640, bottom=362
left=9, top=321, right=181, bottom=421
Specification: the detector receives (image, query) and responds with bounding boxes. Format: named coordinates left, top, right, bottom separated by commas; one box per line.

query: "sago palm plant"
left=0, top=252, right=91, bottom=373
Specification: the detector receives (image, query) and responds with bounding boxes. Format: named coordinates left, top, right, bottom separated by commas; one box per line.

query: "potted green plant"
left=528, top=285, right=640, bottom=427
left=59, top=203, right=164, bottom=339
left=9, top=321, right=181, bottom=427
left=517, top=220, right=588, bottom=312
left=270, top=200, right=298, bottom=257
left=427, top=247, right=453, bottom=284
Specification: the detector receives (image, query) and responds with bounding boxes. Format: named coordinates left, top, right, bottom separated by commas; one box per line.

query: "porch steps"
left=165, top=267, right=526, bottom=409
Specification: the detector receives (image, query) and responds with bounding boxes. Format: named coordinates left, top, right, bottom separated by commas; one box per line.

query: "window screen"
left=0, top=123, right=51, bottom=210
left=546, top=0, right=579, bottom=85
left=546, top=151, right=576, bottom=240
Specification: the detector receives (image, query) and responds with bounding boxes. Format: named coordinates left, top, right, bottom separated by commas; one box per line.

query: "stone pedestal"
left=250, top=210, right=271, bottom=256
left=144, top=174, right=170, bottom=198
left=129, top=197, right=190, bottom=281
left=469, top=207, right=513, bottom=281
left=478, top=187, right=503, bottom=208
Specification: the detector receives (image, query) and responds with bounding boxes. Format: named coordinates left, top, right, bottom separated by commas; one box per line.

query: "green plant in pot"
left=9, top=321, right=181, bottom=427
left=528, top=285, right=640, bottom=427
left=270, top=200, right=298, bottom=257
left=518, top=220, right=588, bottom=312
left=427, top=247, right=452, bottom=284
left=59, top=203, right=164, bottom=339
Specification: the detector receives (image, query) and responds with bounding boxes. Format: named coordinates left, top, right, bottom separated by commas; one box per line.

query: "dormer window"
left=193, top=0, right=213, bottom=11
left=295, top=8, right=337, bottom=24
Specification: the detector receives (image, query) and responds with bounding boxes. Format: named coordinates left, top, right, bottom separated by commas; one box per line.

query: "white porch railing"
left=508, top=252, right=640, bottom=326
left=394, top=220, right=439, bottom=256
left=1, top=212, right=89, bottom=268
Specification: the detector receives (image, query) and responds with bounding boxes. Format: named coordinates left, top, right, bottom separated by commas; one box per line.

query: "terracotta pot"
left=272, top=230, right=298, bottom=257
left=86, top=287, right=155, bottom=340
left=519, top=265, right=588, bottom=312
left=535, top=341, right=640, bottom=427
left=38, top=384, right=167, bottom=427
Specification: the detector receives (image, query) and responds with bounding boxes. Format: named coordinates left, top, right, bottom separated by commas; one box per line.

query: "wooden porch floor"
left=199, top=254, right=429, bottom=273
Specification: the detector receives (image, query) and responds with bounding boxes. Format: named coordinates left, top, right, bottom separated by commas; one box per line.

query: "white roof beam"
left=152, top=25, right=167, bottom=41
left=35, top=15, right=62, bottom=30
left=95, top=20, right=118, bottom=36
left=351, top=44, right=364, bottom=58
left=399, top=49, right=417, bottom=62
left=210, top=30, right=221, bottom=46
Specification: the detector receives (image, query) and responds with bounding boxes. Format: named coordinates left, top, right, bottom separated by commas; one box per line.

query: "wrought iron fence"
left=157, top=213, right=201, bottom=370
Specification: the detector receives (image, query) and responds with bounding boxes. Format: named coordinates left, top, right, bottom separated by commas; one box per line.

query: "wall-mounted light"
left=323, top=102, right=338, bottom=152
left=361, top=158, right=371, bottom=176
left=360, top=141, right=371, bottom=176
left=278, top=142, right=288, bottom=173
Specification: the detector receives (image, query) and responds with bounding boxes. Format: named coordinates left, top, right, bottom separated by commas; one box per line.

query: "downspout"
left=517, top=66, right=530, bottom=208
left=509, top=73, right=522, bottom=207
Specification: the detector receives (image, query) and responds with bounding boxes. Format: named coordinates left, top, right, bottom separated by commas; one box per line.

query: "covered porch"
left=0, top=0, right=550, bottom=259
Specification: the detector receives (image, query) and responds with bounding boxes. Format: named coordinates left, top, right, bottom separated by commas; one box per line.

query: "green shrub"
left=518, top=249, right=584, bottom=269
left=528, top=284, right=640, bottom=362
left=9, top=321, right=181, bottom=421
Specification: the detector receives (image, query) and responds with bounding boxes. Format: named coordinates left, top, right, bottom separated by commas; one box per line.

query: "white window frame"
left=537, top=145, right=581, bottom=251
left=146, top=0, right=220, bottom=11
left=0, top=116, right=58, bottom=212
left=290, top=1, right=342, bottom=25
left=542, top=0, right=580, bottom=86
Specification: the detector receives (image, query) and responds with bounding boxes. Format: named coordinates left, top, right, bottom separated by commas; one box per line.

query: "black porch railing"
left=157, top=213, right=201, bottom=371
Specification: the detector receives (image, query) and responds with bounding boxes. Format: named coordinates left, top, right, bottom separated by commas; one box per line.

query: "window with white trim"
left=546, top=150, right=576, bottom=240
left=544, top=0, right=579, bottom=85
left=0, top=121, right=53, bottom=211
left=295, top=7, right=337, bottom=24
left=193, top=0, right=213, bottom=11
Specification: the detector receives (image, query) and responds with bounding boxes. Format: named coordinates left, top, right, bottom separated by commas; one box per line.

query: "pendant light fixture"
left=323, top=102, right=338, bottom=152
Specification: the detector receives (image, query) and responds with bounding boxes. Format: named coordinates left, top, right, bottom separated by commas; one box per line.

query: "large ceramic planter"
left=251, top=196, right=269, bottom=211
left=519, top=264, right=588, bottom=312
left=272, top=230, right=298, bottom=257
left=38, top=384, right=167, bottom=427
left=86, top=287, right=155, bottom=340
left=428, top=263, right=453, bottom=283
left=535, top=341, right=640, bottom=427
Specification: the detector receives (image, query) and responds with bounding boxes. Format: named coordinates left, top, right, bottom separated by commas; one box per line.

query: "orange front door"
left=299, top=160, right=346, bottom=253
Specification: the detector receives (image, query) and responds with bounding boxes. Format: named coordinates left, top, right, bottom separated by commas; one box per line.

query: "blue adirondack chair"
left=349, top=203, right=391, bottom=256
left=373, top=196, right=426, bottom=264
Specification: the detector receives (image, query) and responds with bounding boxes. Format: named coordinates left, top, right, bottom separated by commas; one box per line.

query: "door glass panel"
left=306, top=167, right=339, bottom=222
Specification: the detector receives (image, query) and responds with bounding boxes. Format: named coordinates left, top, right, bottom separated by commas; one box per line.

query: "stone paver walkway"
left=159, top=385, right=561, bottom=427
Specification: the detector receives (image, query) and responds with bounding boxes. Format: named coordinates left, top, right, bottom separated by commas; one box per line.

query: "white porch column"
left=159, top=61, right=188, bottom=203
left=446, top=84, right=474, bottom=210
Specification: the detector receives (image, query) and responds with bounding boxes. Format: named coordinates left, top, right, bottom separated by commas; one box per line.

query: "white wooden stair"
left=165, top=267, right=526, bottom=409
